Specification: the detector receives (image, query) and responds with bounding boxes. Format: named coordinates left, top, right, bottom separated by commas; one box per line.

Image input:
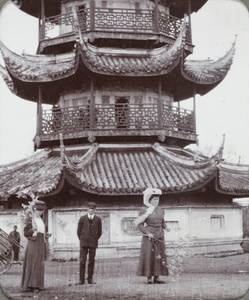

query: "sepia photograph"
left=0, top=0, right=249, bottom=299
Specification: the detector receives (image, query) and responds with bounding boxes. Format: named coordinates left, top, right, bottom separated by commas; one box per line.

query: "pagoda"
left=0, top=0, right=248, bottom=259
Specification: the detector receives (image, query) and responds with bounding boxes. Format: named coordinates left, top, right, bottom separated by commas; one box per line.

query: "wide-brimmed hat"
left=33, top=199, right=46, bottom=210
left=143, top=187, right=162, bottom=207
left=87, top=202, right=97, bottom=209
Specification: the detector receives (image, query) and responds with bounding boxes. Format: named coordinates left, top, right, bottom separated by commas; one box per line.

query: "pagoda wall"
left=59, top=88, right=173, bottom=108
left=59, top=0, right=170, bottom=37
left=61, top=0, right=169, bottom=16
left=0, top=192, right=243, bottom=261
left=42, top=192, right=243, bottom=260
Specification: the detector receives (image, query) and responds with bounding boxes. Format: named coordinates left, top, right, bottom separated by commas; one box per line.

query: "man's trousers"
left=79, top=246, right=96, bottom=282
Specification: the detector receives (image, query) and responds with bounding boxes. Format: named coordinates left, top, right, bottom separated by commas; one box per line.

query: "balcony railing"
left=41, top=103, right=195, bottom=136
left=44, top=7, right=191, bottom=42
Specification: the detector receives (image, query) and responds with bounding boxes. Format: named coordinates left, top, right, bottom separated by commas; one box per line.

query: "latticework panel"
left=41, top=104, right=195, bottom=135
left=94, top=8, right=154, bottom=32
left=162, top=105, right=195, bottom=133
left=42, top=105, right=90, bottom=134
left=45, top=13, right=75, bottom=38
left=44, top=7, right=190, bottom=42
left=159, top=13, right=188, bottom=41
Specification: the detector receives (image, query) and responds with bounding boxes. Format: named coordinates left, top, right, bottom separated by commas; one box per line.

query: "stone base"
left=49, top=239, right=243, bottom=261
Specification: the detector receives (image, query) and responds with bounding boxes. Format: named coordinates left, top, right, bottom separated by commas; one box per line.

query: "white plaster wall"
left=109, top=210, right=141, bottom=243
left=189, top=207, right=243, bottom=240
left=46, top=206, right=243, bottom=259
left=164, top=208, right=190, bottom=241
left=60, top=90, right=172, bottom=110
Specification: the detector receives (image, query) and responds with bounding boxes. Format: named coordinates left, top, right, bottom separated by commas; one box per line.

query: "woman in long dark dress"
left=21, top=199, right=50, bottom=292
left=135, top=187, right=169, bottom=284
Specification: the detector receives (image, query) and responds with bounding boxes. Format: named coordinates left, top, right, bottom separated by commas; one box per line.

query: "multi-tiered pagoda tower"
left=0, top=0, right=248, bottom=259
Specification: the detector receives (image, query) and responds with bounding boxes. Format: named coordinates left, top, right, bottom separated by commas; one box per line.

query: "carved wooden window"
left=102, top=95, right=110, bottom=104
left=135, top=2, right=140, bottom=11
left=102, top=1, right=107, bottom=8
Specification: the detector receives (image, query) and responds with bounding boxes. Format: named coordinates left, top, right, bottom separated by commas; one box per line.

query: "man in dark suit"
left=76, top=202, right=102, bottom=285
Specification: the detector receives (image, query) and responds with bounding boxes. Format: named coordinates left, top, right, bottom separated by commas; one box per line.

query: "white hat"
left=143, top=187, right=162, bottom=207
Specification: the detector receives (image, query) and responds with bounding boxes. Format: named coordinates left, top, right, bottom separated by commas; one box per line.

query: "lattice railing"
left=162, top=104, right=195, bottom=133
left=93, top=8, right=154, bottom=32
left=44, top=13, right=76, bottom=37
left=41, top=104, right=195, bottom=135
left=44, top=7, right=190, bottom=42
left=159, top=12, right=183, bottom=39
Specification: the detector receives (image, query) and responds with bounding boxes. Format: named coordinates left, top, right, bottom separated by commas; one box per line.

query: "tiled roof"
left=217, top=162, right=249, bottom=196
left=0, top=64, right=15, bottom=93
left=0, top=143, right=222, bottom=199
left=182, top=41, right=235, bottom=84
left=0, top=28, right=234, bottom=88
left=79, top=21, right=185, bottom=77
left=0, top=150, right=63, bottom=199
left=0, top=41, right=79, bottom=82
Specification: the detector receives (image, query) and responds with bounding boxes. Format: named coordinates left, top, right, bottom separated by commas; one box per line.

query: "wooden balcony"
left=39, top=7, right=192, bottom=53
left=38, top=103, right=196, bottom=147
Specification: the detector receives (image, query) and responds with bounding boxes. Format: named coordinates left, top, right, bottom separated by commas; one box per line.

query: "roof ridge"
left=152, top=142, right=220, bottom=169
left=0, top=149, right=51, bottom=173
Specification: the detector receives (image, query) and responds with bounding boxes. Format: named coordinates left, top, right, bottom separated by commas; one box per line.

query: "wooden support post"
left=154, top=0, right=159, bottom=33
left=193, top=84, right=197, bottom=135
left=90, top=77, right=95, bottom=128
left=90, top=0, right=95, bottom=31
left=35, top=85, right=43, bottom=149
left=187, top=0, right=192, bottom=44
left=157, top=80, right=162, bottom=128
left=39, top=0, right=46, bottom=42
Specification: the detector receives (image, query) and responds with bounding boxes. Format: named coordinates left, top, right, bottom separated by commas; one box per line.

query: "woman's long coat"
left=137, top=207, right=169, bottom=277
left=21, top=218, right=46, bottom=290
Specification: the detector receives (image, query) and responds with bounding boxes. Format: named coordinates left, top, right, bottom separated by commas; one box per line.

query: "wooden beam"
left=157, top=80, right=162, bottom=128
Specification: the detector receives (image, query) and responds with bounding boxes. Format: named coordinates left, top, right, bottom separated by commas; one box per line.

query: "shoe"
left=75, top=281, right=85, bottom=285
left=88, top=280, right=96, bottom=284
left=21, top=289, right=33, bottom=293
left=147, top=277, right=153, bottom=284
left=154, top=279, right=165, bottom=284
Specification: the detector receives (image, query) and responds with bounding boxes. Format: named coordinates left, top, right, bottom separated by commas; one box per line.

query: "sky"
left=0, top=0, right=249, bottom=165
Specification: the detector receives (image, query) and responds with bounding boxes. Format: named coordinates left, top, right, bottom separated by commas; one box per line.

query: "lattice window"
left=134, top=96, right=142, bottom=104
left=102, top=1, right=107, bottom=8
left=73, top=98, right=82, bottom=106
left=102, top=95, right=110, bottom=104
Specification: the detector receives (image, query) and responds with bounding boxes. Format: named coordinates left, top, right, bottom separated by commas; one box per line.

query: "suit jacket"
left=77, top=214, right=102, bottom=248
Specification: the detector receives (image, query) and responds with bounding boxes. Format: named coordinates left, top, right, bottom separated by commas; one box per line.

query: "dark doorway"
left=115, top=97, right=129, bottom=129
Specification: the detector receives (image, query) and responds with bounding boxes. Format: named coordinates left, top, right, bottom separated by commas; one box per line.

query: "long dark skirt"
left=137, top=236, right=169, bottom=277
left=21, top=233, right=45, bottom=290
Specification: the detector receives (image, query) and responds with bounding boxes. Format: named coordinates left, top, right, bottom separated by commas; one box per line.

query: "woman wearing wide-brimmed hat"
left=135, top=187, right=169, bottom=284
left=21, top=199, right=51, bottom=293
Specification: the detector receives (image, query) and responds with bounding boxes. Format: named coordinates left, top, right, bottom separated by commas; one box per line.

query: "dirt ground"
left=1, top=254, right=249, bottom=300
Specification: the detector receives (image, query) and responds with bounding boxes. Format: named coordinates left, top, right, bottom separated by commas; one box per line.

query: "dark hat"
left=34, top=199, right=46, bottom=210
left=87, top=202, right=97, bottom=209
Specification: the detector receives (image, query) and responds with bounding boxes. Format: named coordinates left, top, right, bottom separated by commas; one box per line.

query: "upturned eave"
left=0, top=142, right=224, bottom=199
